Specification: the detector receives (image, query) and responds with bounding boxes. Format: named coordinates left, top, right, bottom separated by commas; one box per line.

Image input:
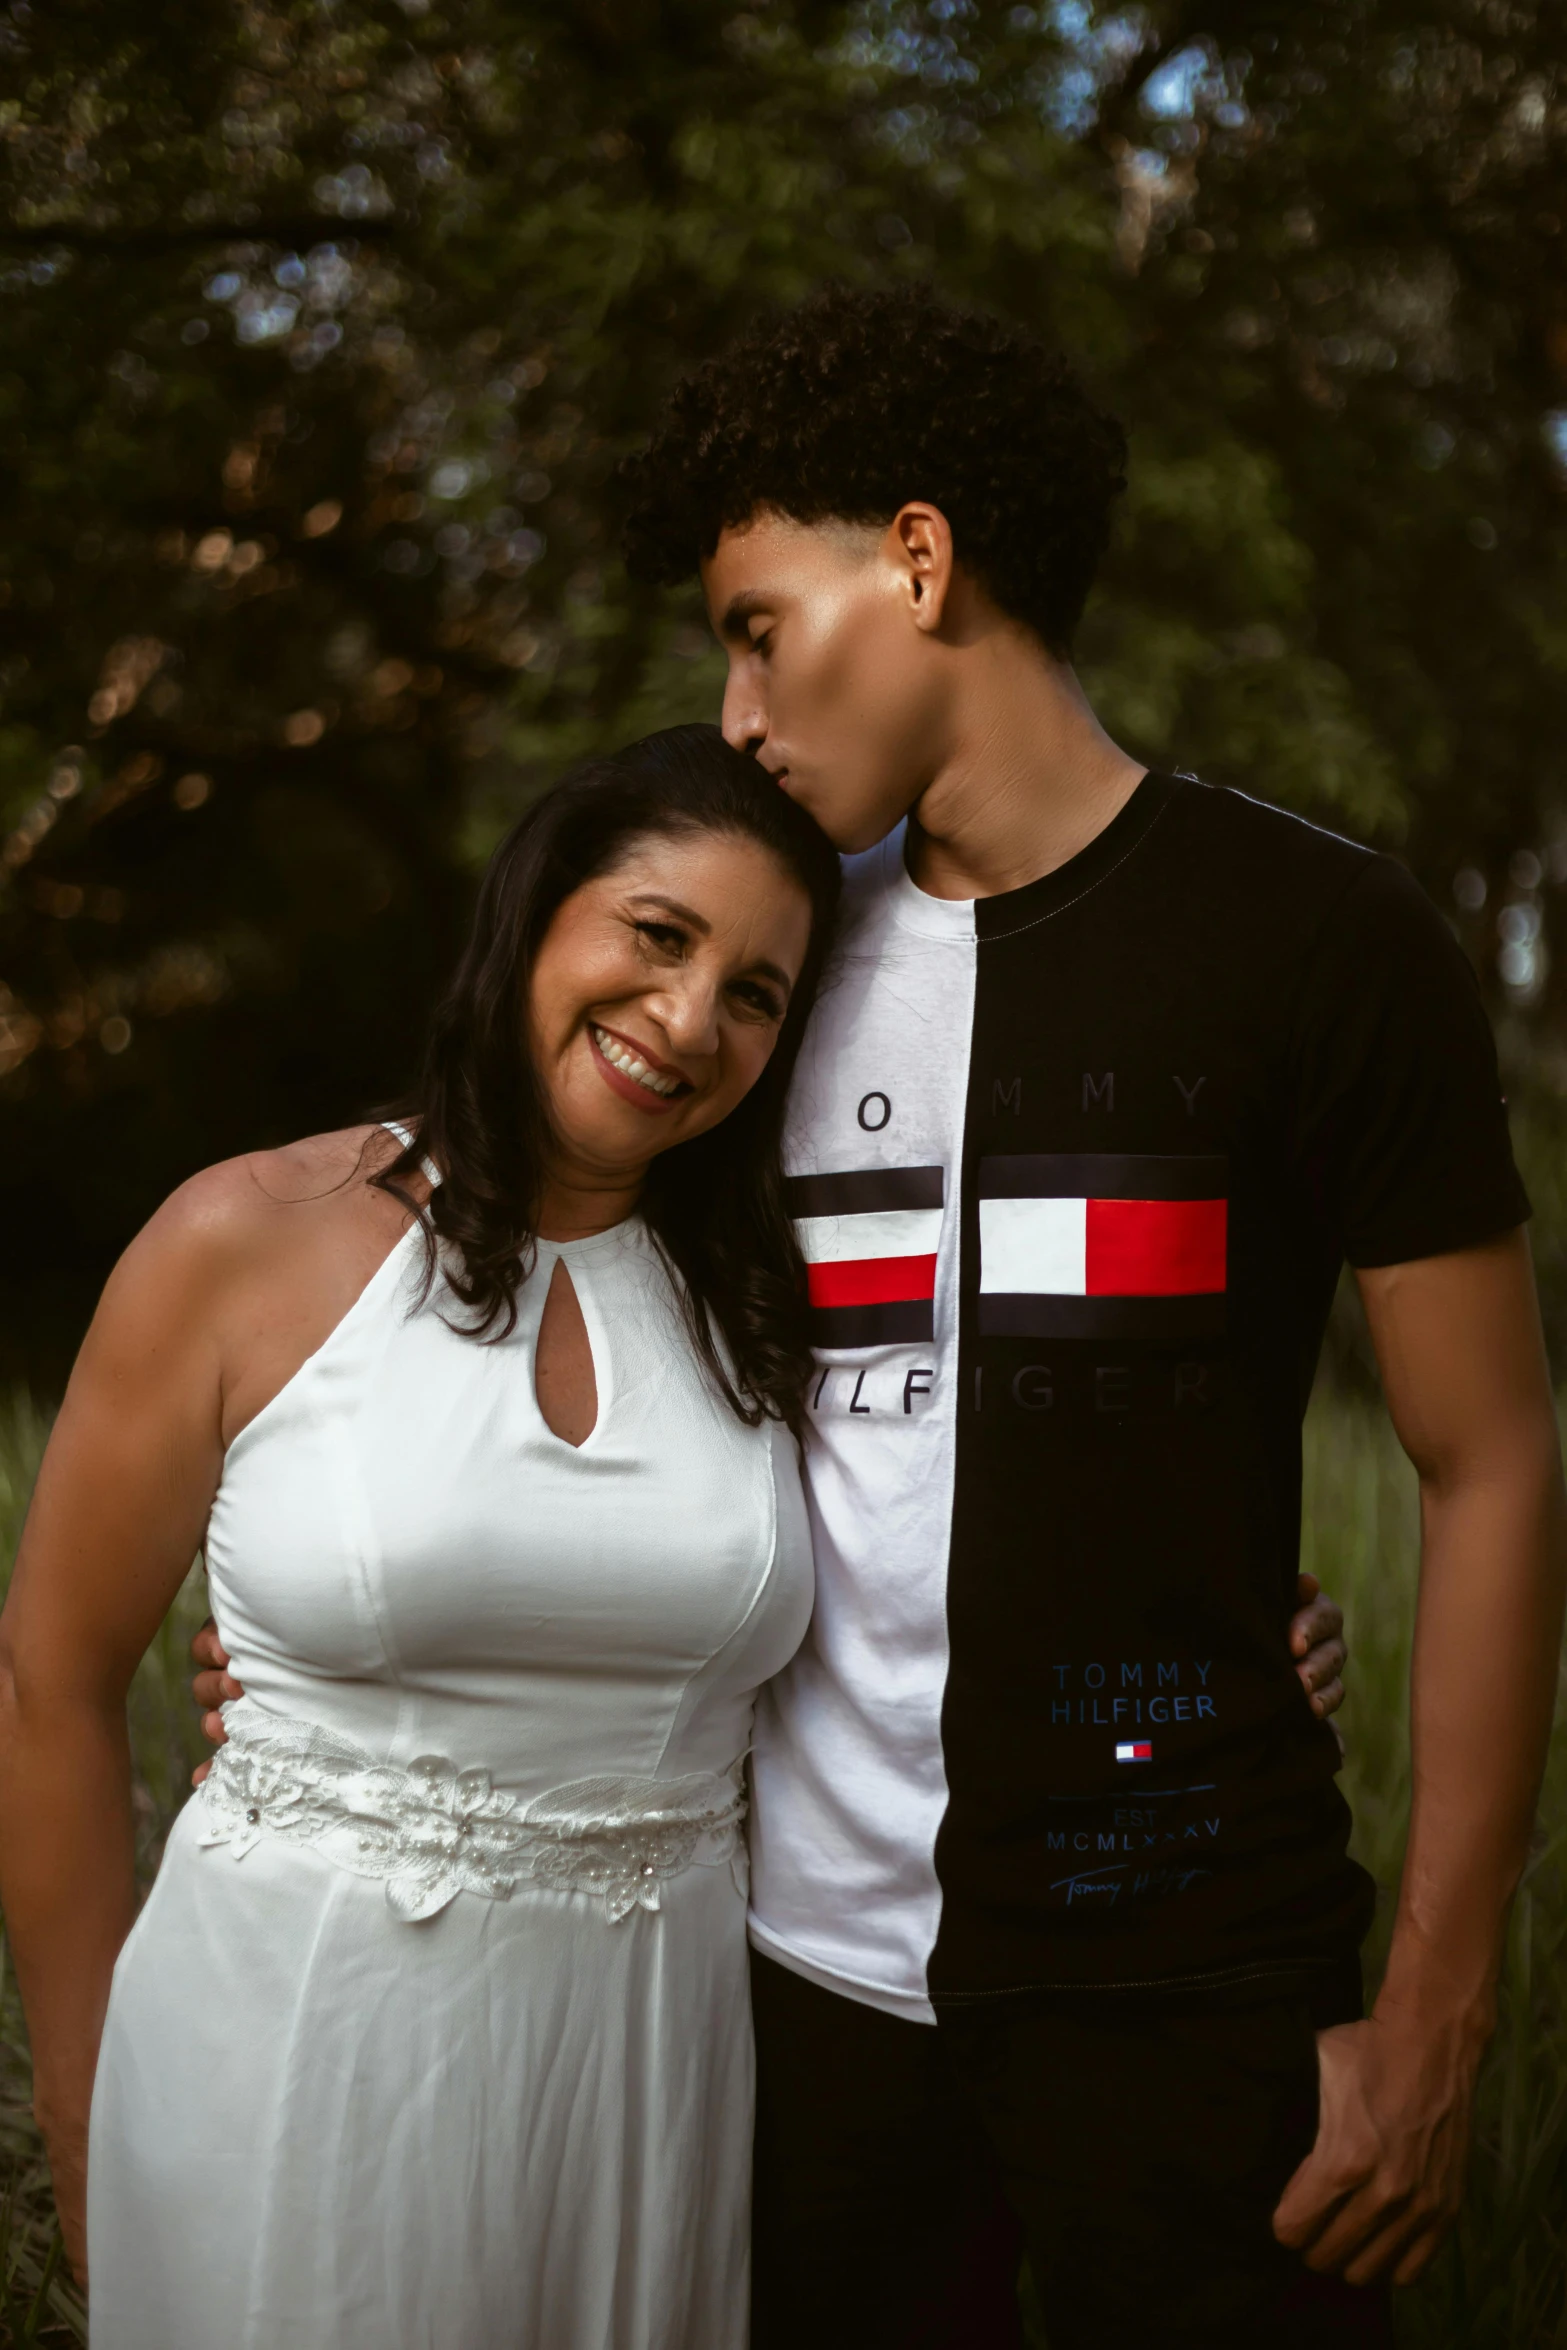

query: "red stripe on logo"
left=1085, top=1198, right=1226, bottom=1296
left=807, top=1253, right=939, bottom=1310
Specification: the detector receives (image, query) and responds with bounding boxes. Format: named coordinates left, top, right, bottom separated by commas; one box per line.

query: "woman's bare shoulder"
left=57, top=1128, right=414, bottom=1459
left=121, top=1125, right=402, bottom=1292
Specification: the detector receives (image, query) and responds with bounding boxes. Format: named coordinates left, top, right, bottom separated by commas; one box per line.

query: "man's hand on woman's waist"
left=188, top=1573, right=1352, bottom=1782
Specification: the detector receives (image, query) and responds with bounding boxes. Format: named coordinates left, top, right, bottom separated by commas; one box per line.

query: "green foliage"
left=0, top=1400, right=50, bottom=1597
left=3, top=2, right=1567, bottom=1374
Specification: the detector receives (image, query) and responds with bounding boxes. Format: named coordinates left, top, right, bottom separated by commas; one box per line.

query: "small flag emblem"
left=1115, top=1741, right=1153, bottom=1763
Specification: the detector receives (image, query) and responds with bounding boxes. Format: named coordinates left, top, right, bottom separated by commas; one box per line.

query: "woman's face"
left=527, top=827, right=814, bottom=1185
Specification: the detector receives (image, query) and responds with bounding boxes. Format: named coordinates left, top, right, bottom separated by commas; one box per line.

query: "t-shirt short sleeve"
left=1290, top=853, right=1530, bottom=1268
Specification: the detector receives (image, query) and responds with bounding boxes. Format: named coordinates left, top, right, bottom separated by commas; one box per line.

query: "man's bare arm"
left=1274, top=1228, right=1566, bottom=2285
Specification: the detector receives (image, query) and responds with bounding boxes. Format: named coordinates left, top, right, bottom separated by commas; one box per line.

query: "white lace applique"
left=195, top=1701, right=748, bottom=1924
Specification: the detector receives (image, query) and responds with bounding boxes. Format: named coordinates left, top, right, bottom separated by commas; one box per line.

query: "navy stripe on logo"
left=810, top=1299, right=936, bottom=1348
left=786, top=1165, right=945, bottom=1219
left=978, top=1294, right=1227, bottom=1341
left=978, top=1154, right=1228, bottom=1202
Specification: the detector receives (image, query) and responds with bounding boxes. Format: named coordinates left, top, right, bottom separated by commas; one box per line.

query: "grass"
left=0, top=1384, right=1562, bottom=2343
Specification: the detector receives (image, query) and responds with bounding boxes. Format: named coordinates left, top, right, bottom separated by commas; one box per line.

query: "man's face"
left=702, top=509, right=950, bottom=855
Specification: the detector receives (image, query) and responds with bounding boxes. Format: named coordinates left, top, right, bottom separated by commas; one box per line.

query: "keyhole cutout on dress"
left=534, top=1257, right=599, bottom=1448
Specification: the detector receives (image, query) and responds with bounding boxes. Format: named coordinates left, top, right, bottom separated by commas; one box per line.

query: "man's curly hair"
left=621, top=283, right=1127, bottom=655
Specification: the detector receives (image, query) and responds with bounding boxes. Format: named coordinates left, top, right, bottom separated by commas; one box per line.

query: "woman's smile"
left=587, top=1021, right=692, bottom=1112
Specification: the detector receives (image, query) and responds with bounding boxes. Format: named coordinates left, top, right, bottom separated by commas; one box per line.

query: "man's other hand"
left=1272, top=2002, right=1479, bottom=2284
left=189, top=1617, right=243, bottom=1784
left=1289, top=1572, right=1346, bottom=1722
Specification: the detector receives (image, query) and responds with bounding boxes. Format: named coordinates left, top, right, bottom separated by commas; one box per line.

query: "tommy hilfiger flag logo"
left=978, top=1155, right=1228, bottom=1340
left=1116, top=1741, right=1153, bottom=1763
left=786, top=1165, right=945, bottom=1347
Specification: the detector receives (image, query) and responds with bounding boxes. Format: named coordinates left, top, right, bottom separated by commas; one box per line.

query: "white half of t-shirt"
left=748, top=832, right=975, bottom=2024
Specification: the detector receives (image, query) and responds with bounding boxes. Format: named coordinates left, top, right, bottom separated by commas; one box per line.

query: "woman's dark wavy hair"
left=372, top=724, right=841, bottom=1436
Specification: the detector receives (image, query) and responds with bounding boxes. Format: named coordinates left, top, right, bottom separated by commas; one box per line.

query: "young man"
left=618, top=288, right=1565, bottom=2345
left=192, top=287, right=1560, bottom=2344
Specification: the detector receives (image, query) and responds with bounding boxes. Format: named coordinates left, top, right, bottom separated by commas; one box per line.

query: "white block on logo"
left=978, top=1196, right=1087, bottom=1294
left=793, top=1209, right=944, bottom=1265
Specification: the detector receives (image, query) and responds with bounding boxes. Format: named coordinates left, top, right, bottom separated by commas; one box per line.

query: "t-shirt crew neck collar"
left=885, top=768, right=1178, bottom=943
left=881, top=828, right=977, bottom=942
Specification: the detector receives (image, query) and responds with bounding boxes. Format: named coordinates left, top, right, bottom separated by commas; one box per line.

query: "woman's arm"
left=0, top=1180, right=237, bottom=2277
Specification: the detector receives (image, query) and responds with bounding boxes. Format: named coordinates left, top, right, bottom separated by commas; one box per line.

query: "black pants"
left=750, top=1951, right=1395, bottom=2350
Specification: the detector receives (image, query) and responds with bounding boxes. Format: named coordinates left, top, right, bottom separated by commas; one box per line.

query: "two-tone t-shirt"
left=747, top=771, right=1529, bottom=2022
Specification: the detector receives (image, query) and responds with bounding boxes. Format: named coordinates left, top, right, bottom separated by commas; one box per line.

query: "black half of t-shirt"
left=929, top=771, right=1529, bottom=2005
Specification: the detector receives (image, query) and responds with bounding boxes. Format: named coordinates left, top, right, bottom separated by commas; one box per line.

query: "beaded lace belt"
left=195, top=1700, right=748, bottom=1925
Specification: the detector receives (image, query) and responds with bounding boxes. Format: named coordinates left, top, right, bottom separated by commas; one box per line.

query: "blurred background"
left=1, top=2, right=1564, bottom=2342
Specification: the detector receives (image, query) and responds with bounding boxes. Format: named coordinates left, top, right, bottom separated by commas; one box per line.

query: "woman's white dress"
left=87, top=1208, right=814, bottom=2349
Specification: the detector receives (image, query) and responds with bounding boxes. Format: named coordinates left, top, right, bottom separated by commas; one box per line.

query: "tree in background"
left=3, top=0, right=1567, bottom=1376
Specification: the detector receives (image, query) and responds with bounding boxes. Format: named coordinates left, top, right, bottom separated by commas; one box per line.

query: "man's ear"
left=887, top=503, right=955, bottom=633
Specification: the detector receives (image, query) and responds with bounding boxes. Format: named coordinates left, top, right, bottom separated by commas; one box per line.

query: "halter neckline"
left=380, top=1119, right=442, bottom=1189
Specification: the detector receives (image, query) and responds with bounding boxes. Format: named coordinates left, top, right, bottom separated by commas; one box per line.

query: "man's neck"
left=906, top=637, right=1147, bottom=902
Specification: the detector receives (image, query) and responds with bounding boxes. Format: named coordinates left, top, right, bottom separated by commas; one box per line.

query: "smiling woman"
left=0, top=723, right=842, bottom=2349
